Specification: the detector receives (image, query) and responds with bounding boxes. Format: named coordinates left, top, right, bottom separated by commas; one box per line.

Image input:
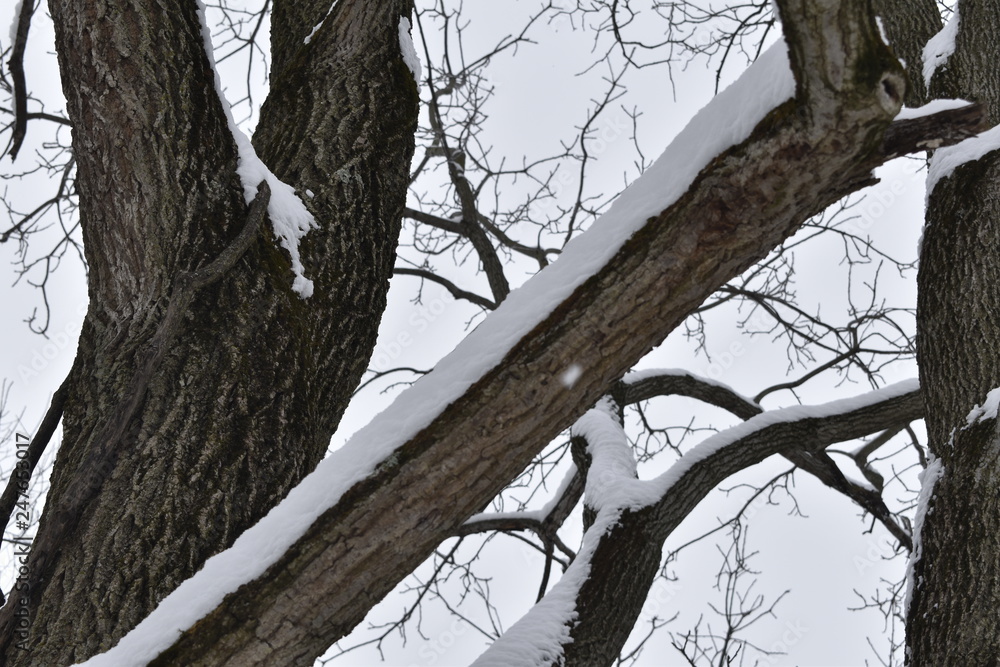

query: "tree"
left=0, top=0, right=994, bottom=665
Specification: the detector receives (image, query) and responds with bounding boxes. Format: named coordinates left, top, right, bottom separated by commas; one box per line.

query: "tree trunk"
left=0, top=2, right=418, bottom=664
left=906, top=0, right=1000, bottom=663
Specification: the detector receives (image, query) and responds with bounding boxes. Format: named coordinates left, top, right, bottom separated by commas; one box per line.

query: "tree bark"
left=0, top=1, right=418, bottom=665
left=904, top=0, right=1000, bottom=664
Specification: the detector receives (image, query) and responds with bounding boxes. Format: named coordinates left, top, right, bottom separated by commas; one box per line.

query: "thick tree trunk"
left=0, top=2, right=418, bottom=665
left=905, top=0, right=1000, bottom=664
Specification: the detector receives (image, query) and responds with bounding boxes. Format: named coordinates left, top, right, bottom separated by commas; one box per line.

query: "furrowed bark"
left=137, top=2, right=982, bottom=663
left=907, top=1, right=1000, bottom=661
left=0, top=1, right=417, bottom=664
left=872, top=0, right=942, bottom=106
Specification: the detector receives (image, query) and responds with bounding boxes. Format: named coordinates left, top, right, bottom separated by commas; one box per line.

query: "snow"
left=926, top=124, right=1000, bottom=194
left=573, top=399, right=637, bottom=510
left=479, top=379, right=918, bottom=664
left=471, top=507, right=619, bottom=666
left=76, top=39, right=796, bottom=666
left=304, top=2, right=338, bottom=45
left=895, top=98, right=971, bottom=121
left=922, top=6, right=959, bottom=88
left=573, top=379, right=921, bottom=513
left=196, top=0, right=317, bottom=298
left=874, top=17, right=888, bottom=45
left=560, top=363, right=583, bottom=388
left=965, top=386, right=1000, bottom=426
left=465, top=463, right=577, bottom=527
left=474, top=402, right=632, bottom=666
left=904, top=455, right=943, bottom=617
left=622, top=367, right=758, bottom=407
left=398, top=17, right=422, bottom=83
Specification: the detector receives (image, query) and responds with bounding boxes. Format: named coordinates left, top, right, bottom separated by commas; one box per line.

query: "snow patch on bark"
left=926, top=124, right=1000, bottom=194
left=305, top=1, right=339, bottom=45
left=196, top=0, right=317, bottom=298
left=399, top=17, right=422, bottom=83
left=904, top=456, right=943, bottom=617
left=922, top=6, right=959, bottom=88
left=895, top=98, right=971, bottom=121
left=965, top=387, right=1000, bottom=426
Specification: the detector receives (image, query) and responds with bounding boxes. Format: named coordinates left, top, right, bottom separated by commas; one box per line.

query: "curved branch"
left=615, top=369, right=760, bottom=419
left=560, top=382, right=922, bottom=665
left=393, top=267, right=497, bottom=310
left=5, top=0, right=36, bottom=160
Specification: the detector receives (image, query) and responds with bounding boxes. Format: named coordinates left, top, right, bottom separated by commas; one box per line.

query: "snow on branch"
left=617, top=367, right=761, bottom=418
left=927, top=124, right=1000, bottom=194
left=475, top=380, right=922, bottom=665
left=196, top=0, right=317, bottom=298
left=473, top=402, right=633, bottom=667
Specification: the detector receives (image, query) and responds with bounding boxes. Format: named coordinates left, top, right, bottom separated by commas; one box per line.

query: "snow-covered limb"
left=462, top=463, right=580, bottom=531
left=478, top=381, right=922, bottom=665
left=618, top=368, right=915, bottom=547
left=882, top=101, right=987, bottom=160
left=474, top=404, right=634, bottom=667
left=895, top=99, right=971, bottom=121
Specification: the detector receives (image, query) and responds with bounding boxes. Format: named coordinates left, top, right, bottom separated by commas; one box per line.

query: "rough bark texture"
left=139, top=2, right=969, bottom=663
left=872, top=0, right=942, bottom=106
left=0, top=1, right=418, bottom=665
left=905, top=0, right=1000, bottom=664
